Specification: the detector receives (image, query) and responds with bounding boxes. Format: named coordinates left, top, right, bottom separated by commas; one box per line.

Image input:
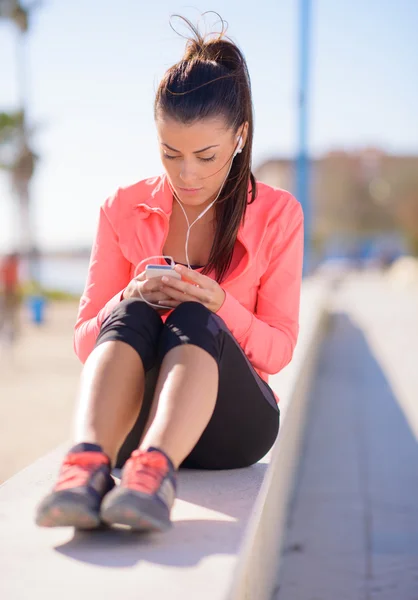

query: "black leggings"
left=95, top=299, right=280, bottom=470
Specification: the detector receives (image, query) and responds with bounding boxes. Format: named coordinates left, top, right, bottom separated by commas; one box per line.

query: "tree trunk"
left=14, top=175, right=39, bottom=284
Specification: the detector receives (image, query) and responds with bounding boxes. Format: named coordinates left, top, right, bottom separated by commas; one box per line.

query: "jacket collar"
left=134, top=174, right=174, bottom=215
left=134, top=173, right=258, bottom=282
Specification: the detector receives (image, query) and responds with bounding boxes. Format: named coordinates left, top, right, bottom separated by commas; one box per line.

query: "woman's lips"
left=179, top=186, right=203, bottom=193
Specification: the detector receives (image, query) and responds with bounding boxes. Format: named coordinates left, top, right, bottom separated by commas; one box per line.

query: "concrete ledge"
left=0, top=278, right=330, bottom=600
left=228, top=276, right=330, bottom=600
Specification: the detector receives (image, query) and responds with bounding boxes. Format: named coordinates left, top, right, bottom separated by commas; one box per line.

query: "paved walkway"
left=0, top=302, right=81, bottom=483
left=274, top=273, right=418, bottom=600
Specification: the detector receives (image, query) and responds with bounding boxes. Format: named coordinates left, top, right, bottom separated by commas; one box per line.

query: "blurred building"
left=255, top=148, right=418, bottom=261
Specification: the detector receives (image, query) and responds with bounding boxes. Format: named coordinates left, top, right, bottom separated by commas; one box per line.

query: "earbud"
left=233, top=135, right=243, bottom=158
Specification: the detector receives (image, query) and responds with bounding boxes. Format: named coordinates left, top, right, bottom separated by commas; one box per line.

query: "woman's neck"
left=172, top=196, right=216, bottom=225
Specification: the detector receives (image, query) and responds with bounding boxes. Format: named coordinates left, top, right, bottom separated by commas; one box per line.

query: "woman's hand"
left=122, top=271, right=174, bottom=313
left=159, top=264, right=226, bottom=313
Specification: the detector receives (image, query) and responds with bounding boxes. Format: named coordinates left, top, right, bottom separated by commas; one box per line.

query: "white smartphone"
left=145, top=264, right=181, bottom=280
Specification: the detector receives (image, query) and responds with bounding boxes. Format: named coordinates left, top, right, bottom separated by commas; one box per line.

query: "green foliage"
left=19, top=281, right=79, bottom=302
left=0, top=110, right=24, bottom=148
left=0, top=2, right=29, bottom=33
left=406, top=234, right=418, bottom=257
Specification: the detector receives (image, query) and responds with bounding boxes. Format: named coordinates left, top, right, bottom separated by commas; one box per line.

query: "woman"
left=0, top=252, right=20, bottom=348
left=35, top=15, right=303, bottom=533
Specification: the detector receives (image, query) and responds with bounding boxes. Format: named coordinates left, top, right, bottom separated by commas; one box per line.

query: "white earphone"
left=138, top=132, right=245, bottom=310
left=173, top=132, right=244, bottom=268
left=233, top=135, right=243, bottom=158
left=176, top=134, right=243, bottom=260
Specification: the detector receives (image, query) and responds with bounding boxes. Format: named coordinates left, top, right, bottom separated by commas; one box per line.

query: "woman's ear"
left=239, top=121, right=249, bottom=151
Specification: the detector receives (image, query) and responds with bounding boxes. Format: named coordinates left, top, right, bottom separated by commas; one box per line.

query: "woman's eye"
left=163, top=153, right=216, bottom=163
left=198, top=155, right=216, bottom=162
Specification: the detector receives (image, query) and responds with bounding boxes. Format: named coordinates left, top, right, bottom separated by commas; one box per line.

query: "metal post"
left=296, top=0, right=312, bottom=275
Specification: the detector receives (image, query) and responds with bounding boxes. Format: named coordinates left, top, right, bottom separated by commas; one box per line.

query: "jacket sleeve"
left=216, top=200, right=304, bottom=374
left=73, top=192, right=132, bottom=363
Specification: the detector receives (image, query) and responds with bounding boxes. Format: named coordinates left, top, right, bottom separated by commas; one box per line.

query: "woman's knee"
left=100, top=298, right=162, bottom=329
left=95, top=299, right=163, bottom=371
left=166, top=301, right=215, bottom=329
left=112, top=297, right=159, bottom=318
left=160, top=302, right=222, bottom=363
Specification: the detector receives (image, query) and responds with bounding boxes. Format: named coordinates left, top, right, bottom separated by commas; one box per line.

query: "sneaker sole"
left=101, top=496, right=171, bottom=533
left=36, top=498, right=101, bottom=530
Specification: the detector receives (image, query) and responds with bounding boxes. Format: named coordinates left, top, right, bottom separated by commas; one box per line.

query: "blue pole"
left=296, top=0, right=312, bottom=275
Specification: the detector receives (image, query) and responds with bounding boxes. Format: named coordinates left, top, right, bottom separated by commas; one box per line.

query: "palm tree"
left=0, top=1, right=41, bottom=284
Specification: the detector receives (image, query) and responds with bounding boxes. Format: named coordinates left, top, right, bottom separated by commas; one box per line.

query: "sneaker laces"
left=55, top=451, right=109, bottom=491
left=123, top=450, right=169, bottom=494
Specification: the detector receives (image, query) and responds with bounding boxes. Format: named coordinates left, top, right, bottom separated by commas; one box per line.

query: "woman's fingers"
left=135, top=276, right=164, bottom=294
left=134, top=270, right=147, bottom=282
left=173, top=264, right=211, bottom=286
left=161, top=285, right=209, bottom=304
left=172, top=264, right=225, bottom=312
left=130, top=267, right=218, bottom=308
left=161, top=276, right=211, bottom=302
left=130, top=285, right=172, bottom=304
left=143, top=280, right=163, bottom=293
left=159, top=299, right=191, bottom=308
left=147, top=291, right=173, bottom=303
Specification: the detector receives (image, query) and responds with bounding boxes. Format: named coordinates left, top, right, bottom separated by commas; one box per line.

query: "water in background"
left=22, top=257, right=90, bottom=295
left=23, top=233, right=407, bottom=296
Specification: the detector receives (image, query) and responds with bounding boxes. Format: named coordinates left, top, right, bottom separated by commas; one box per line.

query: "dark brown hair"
left=154, top=13, right=257, bottom=282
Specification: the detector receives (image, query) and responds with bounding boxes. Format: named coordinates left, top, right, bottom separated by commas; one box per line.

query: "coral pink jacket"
left=74, top=174, right=304, bottom=399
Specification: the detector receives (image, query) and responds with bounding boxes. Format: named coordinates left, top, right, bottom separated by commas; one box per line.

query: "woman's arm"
left=74, top=191, right=132, bottom=363
left=217, top=199, right=304, bottom=374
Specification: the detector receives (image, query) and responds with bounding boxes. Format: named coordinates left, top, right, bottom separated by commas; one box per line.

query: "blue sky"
left=0, top=0, right=417, bottom=250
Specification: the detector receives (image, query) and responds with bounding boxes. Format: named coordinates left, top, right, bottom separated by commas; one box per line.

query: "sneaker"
left=35, top=444, right=115, bottom=529
left=101, top=448, right=177, bottom=532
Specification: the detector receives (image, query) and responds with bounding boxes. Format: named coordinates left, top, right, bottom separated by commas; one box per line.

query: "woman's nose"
left=179, top=160, right=198, bottom=184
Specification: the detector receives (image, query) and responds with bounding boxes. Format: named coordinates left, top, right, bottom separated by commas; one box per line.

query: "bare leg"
left=140, top=345, right=218, bottom=468
left=73, top=340, right=145, bottom=465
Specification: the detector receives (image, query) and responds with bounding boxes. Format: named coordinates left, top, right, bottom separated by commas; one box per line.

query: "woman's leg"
left=73, top=340, right=146, bottom=466
left=139, top=343, right=219, bottom=469
left=141, top=302, right=279, bottom=470
left=36, top=299, right=164, bottom=529
left=101, top=302, right=220, bottom=531
left=180, top=315, right=280, bottom=470
left=73, top=299, right=164, bottom=464
left=100, top=302, right=279, bottom=531
left=118, top=301, right=279, bottom=470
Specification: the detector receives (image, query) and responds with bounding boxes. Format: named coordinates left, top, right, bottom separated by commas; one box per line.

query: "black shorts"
left=95, top=299, right=280, bottom=470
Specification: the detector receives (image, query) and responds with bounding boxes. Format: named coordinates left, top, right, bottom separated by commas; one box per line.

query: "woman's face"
left=156, top=114, right=246, bottom=207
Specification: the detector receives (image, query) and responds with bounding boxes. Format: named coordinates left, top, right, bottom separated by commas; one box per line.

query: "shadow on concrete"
left=176, top=460, right=269, bottom=511
left=54, top=518, right=242, bottom=567
left=275, top=312, right=418, bottom=599
left=54, top=461, right=269, bottom=567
